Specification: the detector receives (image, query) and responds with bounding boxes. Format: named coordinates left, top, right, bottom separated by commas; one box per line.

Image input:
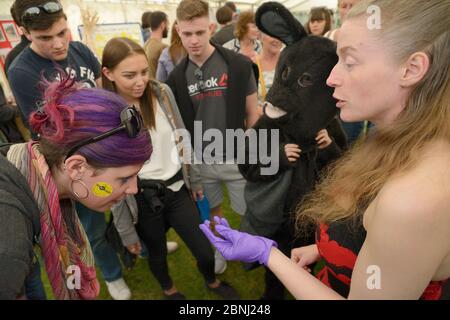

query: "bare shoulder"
left=359, top=141, right=450, bottom=283
left=370, top=140, right=450, bottom=229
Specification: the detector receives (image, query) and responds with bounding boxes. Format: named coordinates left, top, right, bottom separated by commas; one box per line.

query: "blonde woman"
left=255, top=33, right=282, bottom=102
left=201, top=0, right=450, bottom=299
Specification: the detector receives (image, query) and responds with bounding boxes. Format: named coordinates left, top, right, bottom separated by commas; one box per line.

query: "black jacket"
left=0, top=147, right=40, bottom=299
left=166, top=42, right=258, bottom=144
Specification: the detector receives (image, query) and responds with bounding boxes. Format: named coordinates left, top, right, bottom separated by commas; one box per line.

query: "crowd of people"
left=0, top=0, right=448, bottom=301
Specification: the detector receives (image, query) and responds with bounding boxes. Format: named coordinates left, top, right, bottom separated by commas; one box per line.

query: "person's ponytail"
left=30, top=72, right=76, bottom=142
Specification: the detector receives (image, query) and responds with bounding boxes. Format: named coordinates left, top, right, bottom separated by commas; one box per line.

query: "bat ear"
left=255, top=1, right=307, bottom=46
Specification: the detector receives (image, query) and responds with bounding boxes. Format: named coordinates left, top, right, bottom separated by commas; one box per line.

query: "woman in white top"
left=255, top=33, right=283, bottom=115
left=101, top=37, right=239, bottom=300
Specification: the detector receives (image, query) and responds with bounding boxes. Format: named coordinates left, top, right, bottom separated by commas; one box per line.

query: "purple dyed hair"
left=30, top=74, right=152, bottom=168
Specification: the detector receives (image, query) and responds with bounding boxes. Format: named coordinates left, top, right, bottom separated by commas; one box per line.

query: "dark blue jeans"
left=135, top=185, right=215, bottom=290
left=76, top=202, right=122, bottom=282
left=25, top=259, right=46, bottom=300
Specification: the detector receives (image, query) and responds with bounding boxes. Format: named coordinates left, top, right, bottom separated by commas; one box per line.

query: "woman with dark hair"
left=141, top=11, right=153, bottom=42
left=305, top=7, right=332, bottom=36
left=101, top=37, right=239, bottom=300
left=0, top=75, right=152, bottom=299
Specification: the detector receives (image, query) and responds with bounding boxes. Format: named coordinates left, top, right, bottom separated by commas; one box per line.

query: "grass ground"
left=41, top=189, right=268, bottom=300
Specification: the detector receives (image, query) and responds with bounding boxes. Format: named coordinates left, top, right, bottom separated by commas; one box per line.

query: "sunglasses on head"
left=65, top=106, right=143, bottom=160
left=21, top=1, right=63, bottom=24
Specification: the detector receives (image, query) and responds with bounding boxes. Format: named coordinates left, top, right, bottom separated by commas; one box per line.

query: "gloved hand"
left=199, top=216, right=277, bottom=266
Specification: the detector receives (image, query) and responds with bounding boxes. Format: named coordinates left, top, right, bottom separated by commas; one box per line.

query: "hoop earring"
left=70, top=179, right=89, bottom=200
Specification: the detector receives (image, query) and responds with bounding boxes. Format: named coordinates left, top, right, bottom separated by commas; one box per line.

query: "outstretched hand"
left=199, top=216, right=277, bottom=266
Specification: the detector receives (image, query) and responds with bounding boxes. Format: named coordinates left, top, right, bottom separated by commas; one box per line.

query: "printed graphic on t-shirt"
left=54, top=66, right=97, bottom=88
left=188, top=72, right=228, bottom=100
left=185, top=50, right=229, bottom=158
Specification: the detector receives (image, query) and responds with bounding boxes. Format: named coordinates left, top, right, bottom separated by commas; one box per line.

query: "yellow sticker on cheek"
left=92, top=182, right=113, bottom=198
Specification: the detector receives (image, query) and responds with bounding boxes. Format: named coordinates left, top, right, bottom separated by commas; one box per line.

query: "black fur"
left=238, top=3, right=348, bottom=292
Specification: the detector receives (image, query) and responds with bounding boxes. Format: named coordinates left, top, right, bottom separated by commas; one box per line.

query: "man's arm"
left=7, top=68, right=41, bottom=125
left=244, top=65, right=259, bottom=129
left=245, top=91, right=258, bottom=129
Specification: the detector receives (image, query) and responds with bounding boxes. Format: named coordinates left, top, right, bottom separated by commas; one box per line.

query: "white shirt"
left=138, top=101, right=184, bottom=192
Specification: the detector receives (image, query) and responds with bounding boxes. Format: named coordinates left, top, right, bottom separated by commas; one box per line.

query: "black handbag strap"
left=138, top=169, right=183, bottom=190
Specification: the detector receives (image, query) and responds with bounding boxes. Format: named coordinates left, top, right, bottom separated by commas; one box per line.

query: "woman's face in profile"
left=326, top=18, right=405, bottom=126
left=103, top=53, right=150, bottom=103
left=76, top=163, right=143, bottom=212
left=246, top=23, right=260, bottom=41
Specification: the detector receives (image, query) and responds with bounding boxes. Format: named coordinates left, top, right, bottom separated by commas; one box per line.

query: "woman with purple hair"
left=102, top=37, right=240, bottom=300
left=0, top=74, right=152, bottom=299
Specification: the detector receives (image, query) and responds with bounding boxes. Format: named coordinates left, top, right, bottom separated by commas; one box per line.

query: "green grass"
left=42, top=189, right=267, bottom=300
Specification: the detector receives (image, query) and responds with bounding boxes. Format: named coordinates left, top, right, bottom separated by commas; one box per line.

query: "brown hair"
left=141, top=11, right=152, bottom=29
left=150, top=11, right=168, bottom=31
left=234, top=10, right=255, bottom=40
left=176, top=0, right=209, bottom=22
left=224, top=1, right=237, bottom=13
left=216, top=6, right=233, bottom=25
left=168, top=22, right=187, bottom=65
left=13, top=0, right=66, bottom=31
left=297, top=0, right=450, bottom=232
left=101, top=37, right=156, bottom=130
left=305, top=7, right=331, bottom=35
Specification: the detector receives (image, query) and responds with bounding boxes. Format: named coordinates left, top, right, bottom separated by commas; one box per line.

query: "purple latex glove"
left=199, top=216, right=277, bottom=266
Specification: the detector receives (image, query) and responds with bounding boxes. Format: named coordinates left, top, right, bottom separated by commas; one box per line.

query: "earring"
left=70, top=178, right=89, bottom=199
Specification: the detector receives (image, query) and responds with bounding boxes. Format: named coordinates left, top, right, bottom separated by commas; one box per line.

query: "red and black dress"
left=315, top=220, right=447, bottom=299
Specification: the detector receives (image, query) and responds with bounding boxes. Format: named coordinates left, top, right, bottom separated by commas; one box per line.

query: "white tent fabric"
left=0, top=0, right=340, bottom=43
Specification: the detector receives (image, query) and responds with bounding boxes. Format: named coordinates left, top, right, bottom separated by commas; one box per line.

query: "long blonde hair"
left=296, top=0, right=450, bottom=230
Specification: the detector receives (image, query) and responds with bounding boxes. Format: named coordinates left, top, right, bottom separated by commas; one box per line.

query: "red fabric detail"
left=316, top=224, right=446, bottom=299
left=317, top=224, right=358, bottom=270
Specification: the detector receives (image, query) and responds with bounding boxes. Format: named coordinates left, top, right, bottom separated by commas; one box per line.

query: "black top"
left=0, top=149, right=40, bottom=299
left=4, top=35, right=31, bottom=75
left=7, top=41, right=101, bottom=124
left=166, top=42, right=258, bottom=147
left=316, top=220, right=446, bottom=299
